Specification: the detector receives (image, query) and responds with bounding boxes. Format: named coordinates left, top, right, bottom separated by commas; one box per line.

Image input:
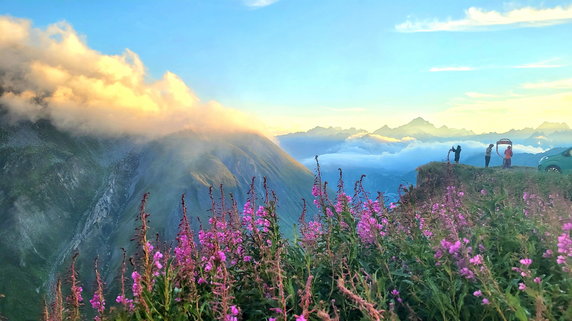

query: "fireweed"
left=40, top=164, right=571, bottom=321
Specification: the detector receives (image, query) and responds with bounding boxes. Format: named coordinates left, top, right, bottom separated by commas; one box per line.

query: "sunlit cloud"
left=429, top=66, right=475, bottom=72
left=523, top=78, right=572, bottom=89
left=243, top=0, right=279, bottom=8
left=0, top=16, right=259, bottom=138
left=436, top=91, right=572, bottom=133
left=396, top=5, right=572, bottom=32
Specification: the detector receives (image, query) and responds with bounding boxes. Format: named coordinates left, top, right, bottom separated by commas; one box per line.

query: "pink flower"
left=519, top=258, right=532, bottom=266
left=153, top=251, right=164, bottom=270
left=556, top=255, right=566, bottom=264
left=389, top=202, right=398, bottom=209
left=269, top=318, right=277, bottom=321
left=295, top=315, right=307, bottom=321
left=469, top=255, right=484, bottom=265
left=473, top=290, right=482, bottom=297
left=482, top=298, right=490, bottom=305
left=131, top=271, right=142, bottom=297
left=243, top=255, right=252, bottom=262
left=542, top=249, right=553, bottom=258
left=480, top=189, right=488, bottom=196
left=89, top=292, right=105, bottom=313
left=216, top=250, right=227, bottom=262
left=518, top=283, right=526, bottom=291
left=533, top=277, right=541, bottom=284
left=230, top=305, right=239, bottom=315
left=391, top=289, right=399, bottom=296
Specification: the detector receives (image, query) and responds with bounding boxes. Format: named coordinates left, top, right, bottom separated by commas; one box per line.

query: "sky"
left=1, top=0, right=572, bottom=135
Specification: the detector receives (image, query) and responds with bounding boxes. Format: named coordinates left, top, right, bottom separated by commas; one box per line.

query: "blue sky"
left=1, top=0, right=572, bottom=134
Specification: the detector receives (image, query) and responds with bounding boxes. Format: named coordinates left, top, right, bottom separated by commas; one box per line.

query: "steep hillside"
left=0, top=116, right=313, bottom=320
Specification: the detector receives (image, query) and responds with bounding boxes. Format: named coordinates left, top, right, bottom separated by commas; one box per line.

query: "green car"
left=538, top=148, right=572, bottom=174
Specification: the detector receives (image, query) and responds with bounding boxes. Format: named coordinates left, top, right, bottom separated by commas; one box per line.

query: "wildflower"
left=473, top=290, right=482, bottom=297
left=519, top=258, right=532, bottom=266
left=533, top=277, right=541, bottom=284
left=216, top=250, right=227, bottom=262
left=116, top=295, right=134, bottom=311
left=469, top=254, right=484, bottom=265
left=389, top=202, right=397, bottom=209
left=564, top=222, right=572, bottom=231
left=480, top=189, right=488, bottom=196
left=230, top=305, right=239, bottom=315
left=131, top=271, right=142, bottom=297
left=482, top=298, right=490, bottom=305
left=153, top=251, right=164, bottom=270
left=542, top=249, right=553, bottom=258
left=269, top=318, right=277, bottom=321
left=518, top=283, right=526, bottom=291
left=556, top=255, right=566, bottom=264
left=391, top=289, right=399, bottom=296
left=295, top=315, right=307, bottom=321
left=89, top=292, right=105, bottom=312
left=243, top=255, right=252, bottom=262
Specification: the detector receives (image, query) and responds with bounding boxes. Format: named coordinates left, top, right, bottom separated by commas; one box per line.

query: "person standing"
left=503, top=145, right=513, bottom=168
left=451, top=145, right=462, bottom=164
left=485, top=144, right=494, bottom=168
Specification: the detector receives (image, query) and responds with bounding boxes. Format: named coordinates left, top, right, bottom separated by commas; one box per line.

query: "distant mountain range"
left=0, top=111, right=313, bottom=319
left=278, top=118, right=571, bottom=160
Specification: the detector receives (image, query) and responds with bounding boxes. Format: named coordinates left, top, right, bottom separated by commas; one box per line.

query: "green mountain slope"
left=0, top=116, right=313, bottom=320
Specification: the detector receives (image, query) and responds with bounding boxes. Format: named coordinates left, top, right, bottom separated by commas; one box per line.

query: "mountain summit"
left=374, top=117, right=475, bottom=140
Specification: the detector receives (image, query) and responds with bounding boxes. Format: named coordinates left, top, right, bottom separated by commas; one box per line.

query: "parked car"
left=538, top=148, right=572, bottom=173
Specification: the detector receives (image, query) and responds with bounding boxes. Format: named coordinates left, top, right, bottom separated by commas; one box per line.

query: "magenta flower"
left=473, top=290, right=482, bottom=297
left=89, top=292, right=105, bottom=313
left=391, top=289, right=399, bottom=296
left=295, top=315, right=307, bottom=321
left=519, top=258, right=532, bottom=266
left=469, top=254, right=484, bottom=265
left=153, top=251, right=164, bottom=270
left=518, top=283, right=526, bottom=291
left=482, top=298, right=490, bottom=305
left=556, top=255, right=566, bottom=264
left=131, top=271, right=142, bottom=297
left=533, top=277, right=541, bottom=284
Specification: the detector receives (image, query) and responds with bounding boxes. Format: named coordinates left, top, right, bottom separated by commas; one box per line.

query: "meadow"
left=38, top=162, right=572, bottom=321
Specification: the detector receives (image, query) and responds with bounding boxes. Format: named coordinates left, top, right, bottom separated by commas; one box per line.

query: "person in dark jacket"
left=451, top=145, right=462, bottom=164
left=485, top=144, right=494, bottom=168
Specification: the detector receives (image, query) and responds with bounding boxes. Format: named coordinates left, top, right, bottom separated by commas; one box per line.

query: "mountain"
left=373, top=117, right=475, bottom=140
left=277, top=126, right=367, bottom=159
left=0, top=114, right=314, bottom=320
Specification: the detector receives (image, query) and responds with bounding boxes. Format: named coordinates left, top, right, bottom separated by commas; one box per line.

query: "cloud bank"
left=0, top=16, right=255, bottom=138
left=396, top=5, right=572, bottom=32
left=303, top=139, right=546, bottom=173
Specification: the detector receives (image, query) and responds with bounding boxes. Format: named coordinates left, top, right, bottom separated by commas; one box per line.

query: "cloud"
left=302, top=139, right=545, bottom=173
left=243, top=0, right=279, bottom=8
left=429, top=66, right=475, bottom=72
left=436, top=91, right=572, bottom=133
left=523, top=78, right=572, bottom=89
left=396, top=5, right=572, bottom=32
left=0, top=16, right=257, bottom=138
